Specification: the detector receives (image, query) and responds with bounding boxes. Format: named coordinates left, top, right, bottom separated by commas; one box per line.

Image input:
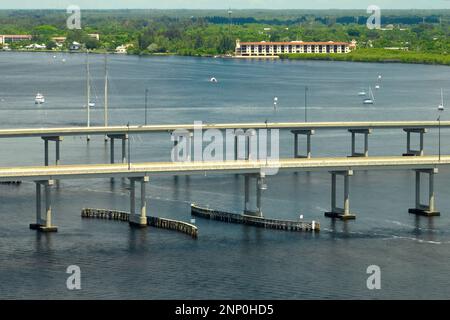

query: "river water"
left=0, top=52, right=449, bottom=299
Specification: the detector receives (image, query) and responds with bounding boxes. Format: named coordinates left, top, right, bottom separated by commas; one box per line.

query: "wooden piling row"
left=0, top=181, right=22, bottom=185
left=81, top=208, right=198, bottom=239
left=191, top=204, right=320, bottom=232
left=147, top=216, right=198, bottom=239
left=81, top=208, right=130, bottom=221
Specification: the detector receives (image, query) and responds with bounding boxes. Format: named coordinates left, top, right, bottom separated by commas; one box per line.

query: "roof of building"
left=0, top=35, right=32, bottom=38
left=239, top=41, right=351, bottom=46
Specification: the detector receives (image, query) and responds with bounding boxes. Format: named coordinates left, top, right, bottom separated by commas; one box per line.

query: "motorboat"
left=35, top=93, right=45, bottom=104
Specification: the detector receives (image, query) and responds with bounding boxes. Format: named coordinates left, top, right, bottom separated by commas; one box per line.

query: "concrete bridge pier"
left=129, top=176, right=149, bottom=227
left=42, top=136, right=63, bottom=166
left=409, top=168, right=440, bottom=216
left=243, top=173, right=265, bottom=217
left=107, top=134, right=128, bottom=164
left=325, top=170, right=356, bottom=220
left=348, top=129, right=372, bottom=157
left=291, top=129, right=315, bottom=158
left=403, top=128, right=427, bottom=156
left=30, top=180, right=57, bottom=232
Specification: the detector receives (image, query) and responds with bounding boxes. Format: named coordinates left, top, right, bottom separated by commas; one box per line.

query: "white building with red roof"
left=235, top=39, right=357, bottom=57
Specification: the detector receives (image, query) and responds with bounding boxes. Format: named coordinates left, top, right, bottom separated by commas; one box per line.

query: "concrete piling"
left=408, top=168, right=440, bottom=216
left=403, top=128, right=427, bottom=156
left=29, top=180, right=57, bottom=232
left=325, top=170, right=356, bottom=220
left=291, top=129, right=315, bottom=159
left=348, top=129, right=372, bottom=157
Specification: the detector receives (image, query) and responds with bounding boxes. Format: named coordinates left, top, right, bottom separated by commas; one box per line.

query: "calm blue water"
left=0, top=52, right=450, bottom=299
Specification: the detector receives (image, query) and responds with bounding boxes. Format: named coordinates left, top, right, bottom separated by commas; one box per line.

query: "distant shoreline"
left=280, top=48, right=450, bottom=66
left=2, top=48, right=449, bottom=67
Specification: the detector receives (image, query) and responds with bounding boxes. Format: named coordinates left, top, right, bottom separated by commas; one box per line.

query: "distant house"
left=115, top=44, right=133, bottom=54
left=52, top=36, right=67, bottom=44
left=0, top=34, right=32, bottom=44
left=52, top=34, right=99, bottom=45
left=25, top=43, right=46, bottom=50
left=88, top=33, right=100, bottom=41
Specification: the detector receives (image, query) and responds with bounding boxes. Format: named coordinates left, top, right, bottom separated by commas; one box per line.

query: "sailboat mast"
left=86, top=50, right=91, bottom=141
left=104, top=53, right=108, bottom=128
left=104, top=54, right=109, bottom=141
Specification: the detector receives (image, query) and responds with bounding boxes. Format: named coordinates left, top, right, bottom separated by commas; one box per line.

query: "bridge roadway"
left=4, top=155, right=447, bottom=231
left=0, top=120, right=449, bottom=138
left=0, top=155, right=448, bottom=181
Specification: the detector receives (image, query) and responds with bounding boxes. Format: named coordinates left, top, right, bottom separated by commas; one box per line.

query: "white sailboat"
left=438, top=88, right=444, bottom=111
left=363, top=87, right=375, bottom=105
left=358, top=89, right=367, bottom=96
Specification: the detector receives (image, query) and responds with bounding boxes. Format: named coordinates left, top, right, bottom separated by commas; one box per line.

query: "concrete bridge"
left=0, top=120, right=446, bottom=167
left=1, top=155, right=447, bottom=232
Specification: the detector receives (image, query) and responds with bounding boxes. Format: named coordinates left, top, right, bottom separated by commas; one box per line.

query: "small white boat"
left=438, top=88, right=444, bottom=111
left=89, top=102, right=96, bottom=108
left=378, top=74, right=382, bottom=80
left=210, top=77, right=218, bottom=83
left=375, top=84, right=380, bottom=89
left=363, top=87, right=374, bottom=105
left=358, top=90, right=367, bottom=96
left=35, top=93, right=45, bottom=104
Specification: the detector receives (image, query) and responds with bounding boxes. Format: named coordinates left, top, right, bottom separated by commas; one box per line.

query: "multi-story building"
left=0, top=35, right=33, bottom=44
left=235, top=39, right=357, bottom=57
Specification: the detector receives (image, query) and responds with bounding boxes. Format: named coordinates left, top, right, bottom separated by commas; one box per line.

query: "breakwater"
left=0, top=181, right=22, bottom=185
left=81, top=208, right=198, bottom=239
left=191, top=204, right=320, bottom=232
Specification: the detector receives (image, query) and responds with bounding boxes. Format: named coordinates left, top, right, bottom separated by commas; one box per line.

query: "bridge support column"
left=325, top=170, right=356, bottom=220
left=243, top=173, right=265, bottom=217
left=348, top=129, right=372, bottom=157
left=409, top=168, right=440, bottom=216
left=42, top=136, right=63, bottom=166
left=129, top=176, right=149, bottom=227
left=107, top=134, right=128, bottom=164
left=403, top=128, right=427, bottom=156
left=291, top=129, right=315, bottom=158
left=30, top=180, right=57, bottom=232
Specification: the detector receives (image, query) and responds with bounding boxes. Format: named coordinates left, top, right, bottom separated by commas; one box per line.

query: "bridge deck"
left=0, top=156, right=448, bottom=181
left=0, top=121, right=449, bottom=138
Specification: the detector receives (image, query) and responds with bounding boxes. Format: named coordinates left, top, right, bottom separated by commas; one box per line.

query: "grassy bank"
left=280, top=49, right=450, bottom=66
